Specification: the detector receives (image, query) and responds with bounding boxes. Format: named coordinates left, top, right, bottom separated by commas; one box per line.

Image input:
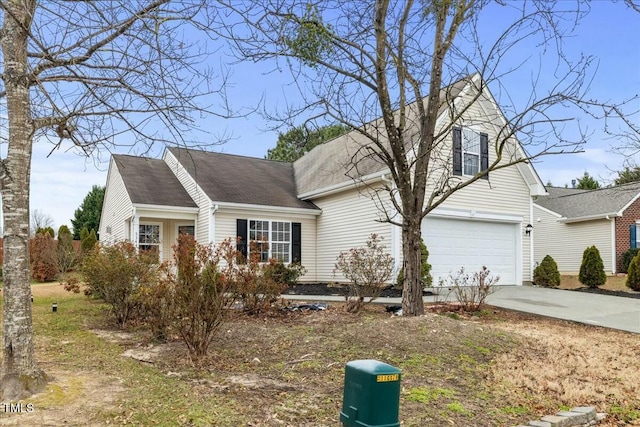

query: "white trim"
left=533, top=203, right=564, bottom=218
left=515, top=222, right=523, bottom=286
left=610, top=218, right=617, bottom=274
left=132, top=203, right=199, bottom=214
left=558, top=212, right=619, bottom=224
left=428, top=207, right=523, bottom=223
left=297, top=170, right=389, bottom=200
left=216, top=201, right=321, bottom=216
left=617, top=191, right=640, bottom=215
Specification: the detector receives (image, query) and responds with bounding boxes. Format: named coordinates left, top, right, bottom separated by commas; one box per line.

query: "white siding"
left=214, top=209, right=318, bottom=282
left=533, top=205, right=613, bottom=274
left=99, top=160, right=133, bottom=244
left=163, top=150, right=210, bottom=243
left=314, top=188, right=393, bottom=283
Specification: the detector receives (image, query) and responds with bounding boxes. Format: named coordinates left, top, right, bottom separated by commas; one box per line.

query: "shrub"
left=441, top=266, right=499, bottom=312
left=57, top=225, right=78, bottom=276
left=533, top=255, right=561, bottom=288
left=231, top=243, right=288, bottom=314
left=396, top=237, right=433, bottom=288
left=263, top=259, right=307, bottom=286
left=578, top=245, right=606, bottom=288
left=81, top=228, right=98, bottom=254
left=156, top=235, right=237, bottom=359
left=621, top=248, right=640, bottom=273
left=80, top=241, right=158, bottom=327
left=626, top=252, right=640, bottom=291
left=30, top=232, right=59, bottom=282
left=334, top=234, right=394, bottom=313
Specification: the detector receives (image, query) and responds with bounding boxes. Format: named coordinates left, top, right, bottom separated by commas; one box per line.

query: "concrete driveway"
left=283, top=285, right=640, bottom=334
left=485, top=285, right=640, bottom=334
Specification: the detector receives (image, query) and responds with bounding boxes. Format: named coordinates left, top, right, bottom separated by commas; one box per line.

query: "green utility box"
left=340, top=359, right=401, bottom=427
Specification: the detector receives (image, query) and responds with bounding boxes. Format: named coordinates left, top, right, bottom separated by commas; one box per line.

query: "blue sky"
left=27, top=1, right=640, bottom=230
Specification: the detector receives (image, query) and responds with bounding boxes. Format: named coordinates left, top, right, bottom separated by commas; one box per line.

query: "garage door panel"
left=422, top=218, right=517, bottom=286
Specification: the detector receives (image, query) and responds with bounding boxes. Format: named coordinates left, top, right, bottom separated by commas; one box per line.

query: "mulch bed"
left=286, top=283, right=640, bottom=300
left=572, top=286, right=640, bottom=299
left=284, top=283, right=434, bottom=298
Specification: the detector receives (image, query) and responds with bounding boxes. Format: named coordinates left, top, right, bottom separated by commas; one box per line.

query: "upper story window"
left=452, top=127, right=489, bottom=180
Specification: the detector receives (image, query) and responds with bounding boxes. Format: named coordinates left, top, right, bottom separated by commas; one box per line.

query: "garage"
left=422, top=216, right=519, bottom=286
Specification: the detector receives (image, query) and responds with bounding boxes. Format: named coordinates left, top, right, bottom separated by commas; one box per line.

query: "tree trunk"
left=1, top=0, right=46, bottom=399
left=401, top=220, right=424, bottom=316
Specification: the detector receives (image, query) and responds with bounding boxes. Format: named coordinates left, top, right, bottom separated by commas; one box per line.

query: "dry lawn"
left=559, top=274, right=638, bottom=293
left=0, top=283, right=638, bottom=426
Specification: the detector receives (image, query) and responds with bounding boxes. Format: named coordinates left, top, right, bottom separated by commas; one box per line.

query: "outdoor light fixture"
left=525, top=224, right=533, bottom=236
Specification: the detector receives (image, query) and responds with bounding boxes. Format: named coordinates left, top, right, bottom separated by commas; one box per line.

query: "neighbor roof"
left=293, top=75, right=473, bottom=196
left=113, top=154, right=197, bottom=208
left=535, top=183, right=640, bottom=220
left=167, top=147, right=319, bottom=210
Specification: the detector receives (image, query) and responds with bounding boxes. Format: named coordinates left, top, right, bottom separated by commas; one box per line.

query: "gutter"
left=558, top=212, right=619, bottom=223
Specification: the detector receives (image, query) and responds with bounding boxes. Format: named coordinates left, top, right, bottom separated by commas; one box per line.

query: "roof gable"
left=167, top=147, right=318, bottom=210
left=293, top=73, right=545, bottom=197
left=113, top=155, right=197, bottom=208
left=534, top=183, right=640, bottom=220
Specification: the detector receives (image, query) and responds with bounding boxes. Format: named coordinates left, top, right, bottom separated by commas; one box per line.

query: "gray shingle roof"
left=535, top=183, right=640, bottom=220
left=293, top=76, right=472, bottom=196
left=167, top=147, right=319, bottom=210
left=113, top=154, right=197, bottom=208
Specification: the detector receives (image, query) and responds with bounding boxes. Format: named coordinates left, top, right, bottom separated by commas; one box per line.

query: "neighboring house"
left=533, top=183, right=640, bottom=274
left=100, top=73, right=546, bottom=285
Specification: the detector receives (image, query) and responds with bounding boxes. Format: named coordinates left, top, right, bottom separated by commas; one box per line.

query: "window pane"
left=463, top=128, right=480, bottom=153
left=139, top=224, right=160, bottom=244
left=464, top=153, right=479, bottom=175
left=178, top=225, right=194, bottom=236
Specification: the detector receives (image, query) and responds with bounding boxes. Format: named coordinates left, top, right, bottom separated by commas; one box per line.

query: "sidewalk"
left=282, top=286, right=640, bottom=334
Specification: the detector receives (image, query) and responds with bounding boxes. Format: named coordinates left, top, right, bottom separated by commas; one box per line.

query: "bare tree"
left=219, top=1, right=638, bottom=315
left=0, top=1, right=227, bottom=398
left=30, top=209, right=54, bottom=236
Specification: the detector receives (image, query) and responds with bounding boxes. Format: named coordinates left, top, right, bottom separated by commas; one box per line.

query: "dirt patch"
left=0, top=368, right=125, bottom=426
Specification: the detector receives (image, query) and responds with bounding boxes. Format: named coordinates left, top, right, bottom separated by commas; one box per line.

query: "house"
left=533, top=183, right=640, bottom=274
left=99, top=74, right=546, bottom=285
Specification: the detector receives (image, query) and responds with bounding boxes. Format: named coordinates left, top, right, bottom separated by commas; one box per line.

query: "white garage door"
left=422, top=217, right=518, bottom=286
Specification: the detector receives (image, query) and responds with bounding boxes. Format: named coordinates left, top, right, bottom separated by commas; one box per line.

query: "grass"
left=0, top=283, right=638, bottom=426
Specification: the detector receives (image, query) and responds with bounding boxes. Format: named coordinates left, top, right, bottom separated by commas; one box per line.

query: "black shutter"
left=236, top=219, right=248, bottom=258
left=631, top=224, right=637, bottom=249
left=452, top=127, right=462, bottom=176
left=480, top=132, right=489, bottom=180
left=292, top=222, right=302, bottom=263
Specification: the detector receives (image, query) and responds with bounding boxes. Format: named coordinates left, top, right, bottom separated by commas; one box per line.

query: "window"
left=139, top=223, right=161, bottom=261
left=462, top=128, right=480, bottom=175
left=237, top=219, right=301, bottom=263
left=246, top=220, right=291, bottom=263
left=452, top=127, right=489, bottom=179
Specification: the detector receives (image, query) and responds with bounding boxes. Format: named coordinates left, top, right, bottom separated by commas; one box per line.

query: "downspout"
left=210, top=204, right=219, bottom=245
left=529, top=198, right=534, bottom=282
left=607, top=215, right=616, bottom=274
left=381, top=173, right=401, bottom=274
left=131, top=207, right=139, bottom=248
